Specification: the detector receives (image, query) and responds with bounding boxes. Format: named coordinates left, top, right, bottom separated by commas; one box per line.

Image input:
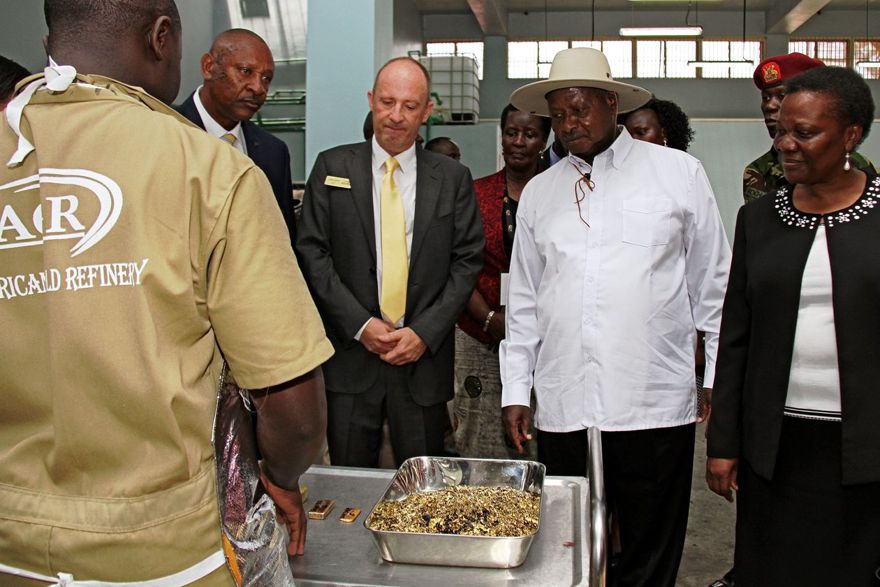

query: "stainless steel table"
left=290, top=428, right=606, bottom=586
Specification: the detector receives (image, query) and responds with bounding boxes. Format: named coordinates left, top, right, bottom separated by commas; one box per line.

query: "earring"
left=844, top=152, right=852, bottom=172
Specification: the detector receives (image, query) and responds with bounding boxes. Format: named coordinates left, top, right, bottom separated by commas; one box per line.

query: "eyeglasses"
left=570, top=162, right=594, bottom=227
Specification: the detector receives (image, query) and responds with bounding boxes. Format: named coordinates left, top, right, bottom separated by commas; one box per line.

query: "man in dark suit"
left=176, top=29, right=295, bottom=243
left=296, top=57, right=483, bottom=467
left=539, top=136, right=566, bottom=169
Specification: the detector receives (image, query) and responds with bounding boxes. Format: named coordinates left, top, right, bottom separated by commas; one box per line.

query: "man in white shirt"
left=502, top=48, right=730, bottom=587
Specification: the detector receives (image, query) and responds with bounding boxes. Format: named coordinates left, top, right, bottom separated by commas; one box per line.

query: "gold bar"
left=307, top=499, right=336, bottom=520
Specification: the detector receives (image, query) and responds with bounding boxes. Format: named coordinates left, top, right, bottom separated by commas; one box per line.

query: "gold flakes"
left=366, top=486, right=539, bottom=537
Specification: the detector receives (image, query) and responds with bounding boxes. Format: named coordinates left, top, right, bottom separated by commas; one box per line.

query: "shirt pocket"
left=621, top=197, right=672, bottom=247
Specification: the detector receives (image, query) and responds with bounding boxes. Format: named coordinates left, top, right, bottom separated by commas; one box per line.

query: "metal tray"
left=290, top=465, right=589, bottom=586
left=363, top=457, right=546, bottom=569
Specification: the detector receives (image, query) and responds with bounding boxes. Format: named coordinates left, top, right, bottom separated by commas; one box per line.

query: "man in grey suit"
left=296, top=57, right=483, bottom=467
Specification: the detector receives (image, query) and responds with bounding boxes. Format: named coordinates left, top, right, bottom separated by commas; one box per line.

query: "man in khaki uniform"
left=0, top=1, right=333, bottom=585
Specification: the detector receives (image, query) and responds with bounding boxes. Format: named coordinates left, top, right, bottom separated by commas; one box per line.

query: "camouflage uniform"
left=743, top=148, right=876, bottom=204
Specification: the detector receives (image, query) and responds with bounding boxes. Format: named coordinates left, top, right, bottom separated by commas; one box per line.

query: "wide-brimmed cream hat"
left=510, top=47, right=652, bottom=116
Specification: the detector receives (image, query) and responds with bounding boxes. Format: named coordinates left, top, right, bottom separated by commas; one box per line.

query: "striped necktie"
left=220, top=132, right=237, bottom=145
left=380, top=156, right=408, bottom=324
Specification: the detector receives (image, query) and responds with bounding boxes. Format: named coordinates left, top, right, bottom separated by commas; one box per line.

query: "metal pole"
left=588, top=427, right=607, bottom=587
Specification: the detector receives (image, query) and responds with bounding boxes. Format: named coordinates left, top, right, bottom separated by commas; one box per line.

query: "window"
left=239, top=0, right=270, bottom=18
left=788, top=40, right=848, bottom=67
left=508, top=42, right=538, bottom=79
left=426, top=41, right=485, bottom=79
left=537, top=41, right=569, bottom=78
left=635, top=41, right=696, bottom=78
left=573, top=41, right=633, bottom=78
left=700, top=41, right=762, bottom=79
left=507, top=39, right=760, bottom=80
left=853, top=40, right=880, bottom=80
left=509, top=40, right=633, bottom=79
left=788, top=39, right=880, bottom=79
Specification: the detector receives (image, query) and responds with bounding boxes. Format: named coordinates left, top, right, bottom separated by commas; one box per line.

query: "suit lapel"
left=242, top=122, right=266, bottom=168
left=176, top=93, right=206, bottom=130
left=410, top=148, right=441, bottom=265
left=241, top=120, right=262, bottom=160
left=348, top=142, right=377, bottom=263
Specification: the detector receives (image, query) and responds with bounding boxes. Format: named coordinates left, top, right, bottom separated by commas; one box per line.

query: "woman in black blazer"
left=706, top=66, right=880, bottom=586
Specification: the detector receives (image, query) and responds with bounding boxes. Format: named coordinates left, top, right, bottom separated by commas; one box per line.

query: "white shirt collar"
left=566, top=125, right=634, bottom=172
left=371, top=136, right=417, bottom=174
left=193, top=85, right=245, bottom=145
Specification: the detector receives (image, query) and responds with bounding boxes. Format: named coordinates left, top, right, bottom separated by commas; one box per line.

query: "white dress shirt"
left=500, top=128, right=731, bottom=432
left=192, top=86, right=247, bottom=156
left=355, top=138, right=417, bottom=336
left=784, top=224, right=841, bottom=421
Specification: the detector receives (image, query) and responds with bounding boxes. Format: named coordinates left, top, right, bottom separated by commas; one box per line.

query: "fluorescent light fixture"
left=856, top=60, right=880, bottom=68
left=688, top=59, right=754, bottom=68
left=619, top=26, right=703, bottom=37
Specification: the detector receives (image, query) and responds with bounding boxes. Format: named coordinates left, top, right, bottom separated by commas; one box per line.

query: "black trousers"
left=538, top=423, right=695, bottom=587
left=326, top=362, right=447, bottom=468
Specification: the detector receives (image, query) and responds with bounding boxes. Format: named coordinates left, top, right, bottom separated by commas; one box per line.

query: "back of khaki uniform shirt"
left=0, top=76, right=332, bottom=581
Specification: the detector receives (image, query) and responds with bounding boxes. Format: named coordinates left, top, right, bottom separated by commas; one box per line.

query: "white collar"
left=193, top=86, right=244, bottom=143
left=566, top=125, right=634, bottom=171
left=371, top=137, right=417, bottom=174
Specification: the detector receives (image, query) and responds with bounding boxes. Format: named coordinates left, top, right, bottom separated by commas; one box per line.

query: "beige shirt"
left=0, top=74, right=332, bottom=580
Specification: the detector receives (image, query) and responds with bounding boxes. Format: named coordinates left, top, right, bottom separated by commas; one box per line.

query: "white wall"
left=425, top=122, right=501, bottom=180
left=0, top=1, right=45, bottom=72
left=393, top=0, right=424, bottom=58
left=178, top=0, right=225, bottom=104
left=690, top=120, right=771, bottom=241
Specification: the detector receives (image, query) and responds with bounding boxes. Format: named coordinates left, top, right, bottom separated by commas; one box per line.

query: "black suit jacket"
left=295, top=141, right=483, bottom=406
left=175, top=92, right=295, bottom=243
left=708, top=177, right=880, bottom=485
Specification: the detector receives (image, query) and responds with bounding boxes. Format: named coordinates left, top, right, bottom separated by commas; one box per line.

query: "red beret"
left=753, top=53, right=825, bottom=90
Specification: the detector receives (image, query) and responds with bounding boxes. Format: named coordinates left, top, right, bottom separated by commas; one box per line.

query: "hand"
left=502, top=405, right=533, bottom=455
left=706, top=457, right=739, bottom=503
left=260, top=471, right=307, bottom=556
left=378, top=327, right=427, bottom=365
left=486, top=309, right=505, bottom=342
left=697, top=387, right=712, bottom=425
left=360, top=318, right=396, bottom=355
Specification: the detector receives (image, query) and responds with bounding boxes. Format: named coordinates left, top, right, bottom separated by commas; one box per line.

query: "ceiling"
left=415, top=0, right=872, bottom=12
left=415, top=0, right=875, bottom=36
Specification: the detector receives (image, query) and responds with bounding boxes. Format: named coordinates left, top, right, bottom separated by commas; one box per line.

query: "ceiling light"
left=619, top=26, right=703, bottom=37
left=856, top=60, right=880, bottom=68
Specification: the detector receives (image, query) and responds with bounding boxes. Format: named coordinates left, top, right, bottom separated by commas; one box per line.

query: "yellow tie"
left=380, top=157, right=408, bottom=324
left=220, top=132, right=237, bottom=145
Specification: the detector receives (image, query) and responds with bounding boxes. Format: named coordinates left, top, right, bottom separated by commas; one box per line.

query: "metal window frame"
left=504, top=37, right=764, bottom=81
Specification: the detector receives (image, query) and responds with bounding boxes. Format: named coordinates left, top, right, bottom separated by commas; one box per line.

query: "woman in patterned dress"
left=453, top=104, right=550, bottom=459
